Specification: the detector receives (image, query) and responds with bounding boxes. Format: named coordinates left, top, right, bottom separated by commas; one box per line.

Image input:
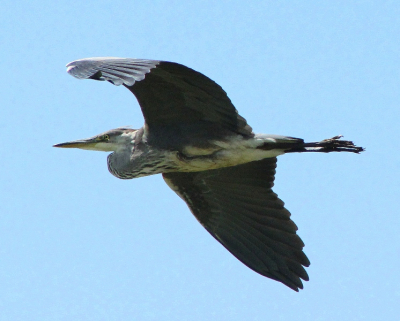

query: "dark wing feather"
left=66, top=58, right=253, bottom=149
left=163, top=158, right=310, bottom=291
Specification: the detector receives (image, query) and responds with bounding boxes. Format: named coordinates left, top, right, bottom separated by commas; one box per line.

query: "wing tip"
left=65, top=57, right=161, bottom=85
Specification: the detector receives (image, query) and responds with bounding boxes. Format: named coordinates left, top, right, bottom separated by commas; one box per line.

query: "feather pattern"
left=66, top=57, right=254, bottom=151
left=163, top=157, right=310, bottom=291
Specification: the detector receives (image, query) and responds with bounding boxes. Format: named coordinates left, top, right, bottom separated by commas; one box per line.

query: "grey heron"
left=54, top=57, right=364, bottom=291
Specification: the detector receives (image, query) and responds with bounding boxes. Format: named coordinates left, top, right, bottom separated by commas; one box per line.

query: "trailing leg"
left=285, top=135, right=364, bottom=154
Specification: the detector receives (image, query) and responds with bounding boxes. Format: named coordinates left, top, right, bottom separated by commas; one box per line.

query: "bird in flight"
left=54, top=57, right=364, bottom=291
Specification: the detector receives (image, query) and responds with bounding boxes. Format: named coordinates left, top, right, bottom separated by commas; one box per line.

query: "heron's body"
left=55, top=57, right=364, bottom=291
left=107, top=128, right=291, bottom=179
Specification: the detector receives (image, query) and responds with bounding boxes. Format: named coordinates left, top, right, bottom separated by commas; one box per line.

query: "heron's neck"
left=107, top=143, right=179, bottom=180
left=107, top=145, right=134, bottom=179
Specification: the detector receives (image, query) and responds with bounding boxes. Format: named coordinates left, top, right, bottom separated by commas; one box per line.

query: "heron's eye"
left=97, top=134, right=110, bottom=142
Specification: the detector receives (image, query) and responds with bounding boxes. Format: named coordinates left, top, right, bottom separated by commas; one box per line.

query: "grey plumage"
left=55, top=57, right=364, bottom=291
left=163, top=157, right=309, bottom=290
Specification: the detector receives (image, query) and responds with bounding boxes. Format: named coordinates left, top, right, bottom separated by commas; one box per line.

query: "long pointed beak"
left=53, top=138, right=97, bottom=149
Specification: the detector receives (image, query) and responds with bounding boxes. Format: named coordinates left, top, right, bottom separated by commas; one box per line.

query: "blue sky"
left=1, top=1, right=399, bottom=320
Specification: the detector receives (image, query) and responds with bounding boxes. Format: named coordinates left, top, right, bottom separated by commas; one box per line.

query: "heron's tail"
left=285, top=135, right=364, bottom=154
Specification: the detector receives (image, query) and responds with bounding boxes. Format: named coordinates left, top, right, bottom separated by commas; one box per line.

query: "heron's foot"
left=310, top=135, right=365, bottom=153
left=286, top=136, right=365, bottom=154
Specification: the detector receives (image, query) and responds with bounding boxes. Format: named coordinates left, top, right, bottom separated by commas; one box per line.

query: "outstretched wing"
left=163, top=158, right=310, bottom=291
left=66, top=57, right=253, bottom=149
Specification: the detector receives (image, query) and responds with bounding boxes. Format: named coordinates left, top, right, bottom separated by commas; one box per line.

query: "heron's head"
left=53, top=128, right=138, bottom=152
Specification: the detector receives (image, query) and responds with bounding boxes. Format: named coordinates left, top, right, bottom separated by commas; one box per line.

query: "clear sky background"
left=1, top=1, right=399, bottom=320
